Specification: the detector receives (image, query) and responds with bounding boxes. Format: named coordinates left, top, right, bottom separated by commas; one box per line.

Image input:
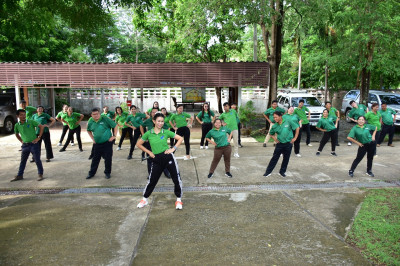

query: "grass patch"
left=346, top=188, right=400, bottom=265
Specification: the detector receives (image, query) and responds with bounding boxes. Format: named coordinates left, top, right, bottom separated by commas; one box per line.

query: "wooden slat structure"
left=0, top=62, right=269, bottom=88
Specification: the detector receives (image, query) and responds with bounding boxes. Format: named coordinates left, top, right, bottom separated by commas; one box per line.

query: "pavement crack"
left=192, top=151, right=200, bottom=185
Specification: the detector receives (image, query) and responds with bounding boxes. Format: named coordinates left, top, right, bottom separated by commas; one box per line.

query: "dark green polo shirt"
left=126, top=113, right=146, bottom=128
left=365, top=111, right=382, bottom=131
left=87, top=116, right=117, bottom=144
left=141, top=129, right=175, bottom=154
left=101, top=111, right=115, bottom=120
left=327, top=107, right=339, bottom=120
left=32, top=113, right=51, bottom=134
left=283, top=113, right=300, bottom=124
left=293, top=106, right=310, bottom=124
left=205, top=126, right=231, bottom=147
left=269, top=118, right=299, bottom=144
left=219, top=109, right=239, bottom=130
left=348, top=124, right=376, bottom=144
left=379, top=108, right=396, bottom=126
left=170, top=112, right=191, bottom=128
left=197, top=110, right=215, bottom=123
left=14, top=119, right=40, bottom=143
left=163, top=114, right=173, bottom=129
left=56, top=111, right=68, bottom=126
left=264, top=107, right=285, bottom=123
left=25, top=106, right=36, bottom=119
left=316, top=117, right=336, bottom=132
left=141, top=118, right=154, bottom=130
left=348, top=104, right=368, bottom=120
left=62, top=112, right=81, bottom=130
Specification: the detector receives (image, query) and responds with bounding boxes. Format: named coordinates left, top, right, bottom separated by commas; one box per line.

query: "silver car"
left=341, top=90, right=400, bottom=125
left=0, top=93, right=17, bottom=134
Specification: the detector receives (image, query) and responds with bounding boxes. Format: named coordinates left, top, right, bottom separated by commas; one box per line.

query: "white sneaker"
left=234, top=153, right=240, bottom=158
left=200, top=146, right=204, bottom=149
left=71, top=143, right=75, bottom=146
left=184, top=156, right=191, bottom=160
left=117, top=147, right=121, bottom=151
left=137, top=199, right=148, bottom=208
left=57, top=142, right=62, bottom=147
left=295, top=154, right=301, bottom=157
left=205, top=146, right=209, bottom=150
left=175, top=200, right=183, bottom=210
left=348, top=142, right=352, bottom=146
left=307, top=144, right=313, bottom=147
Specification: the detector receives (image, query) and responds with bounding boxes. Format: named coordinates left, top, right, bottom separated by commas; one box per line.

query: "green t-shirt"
left=365, top=111, right=382, bottom=131
left=101, top=111, right=115, bottom=120
left=282, top=113, right=300, bottom=124
left=141, top=129, right=175, bottom=155
left=115, top=112, right=129, bottom=129
left=126, top=113, right=146, bottom=128
left=205, top=126, right=231, bottom=147
left=25, top=106, right=36, bottom=119
left=163, top=114, right=173, bottom=129
left=62, top=112, right=81, bottom=130
left=316, top=117, right=336, bottom=132
left=264, top=107, right=286, bottom=123
left=327, top=107, right=339, bottom=120
left=141, top=118, right=154, bottom=131
left=14, top=119, right=40, bottom=143
left=348, top=124, right=376, bottom=144
left=348, top=104, right=368, bottom=120
left=32, top=113, right=51, bottom=134
left=87, top=116, right=117, bottom=144
left=379, top=108, right=396, bottom=126
left=293, top=106, right=310, bottom=124
left=170, top=112, right=191, bottom=128
left=219, top=109, right=239, bottom=130
left=197, top=110, right=215, bottom=123
left=56, top=111, right=68, bottom=126
left=269, top=118, right=299, bottom=144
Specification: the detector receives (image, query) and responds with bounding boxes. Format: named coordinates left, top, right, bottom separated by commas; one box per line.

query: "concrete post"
left=14, top=74, right=20, bottom=110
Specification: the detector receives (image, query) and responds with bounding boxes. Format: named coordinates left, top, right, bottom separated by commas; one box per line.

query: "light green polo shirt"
left=163, top=114, right=173, bottom=129
left=348, top=104, right=368, bottom=120
left=379, top=108, right=396, bottom=126
left=25, top=106, right=36, bottom=119
left=101, top=111, right=115, bottom=120
left=348, top=124, right=376, bottom=144
left=264, top=107, right=285, bottom=123
left=115, top=112, right=129, bottom=129
left=14, top=119, right=40, bottom=143
left=327, top=107, right=339, bottom=120
left=293, top=106, right=310, bottom=124
left=316, top=117, right=336, bottom=132
left=269, top=118, right=299, bottom=144
left=56, top=111, right=68, bottom=126
left=87, top=116, right=117, bottom=144
left=283, top=113, right=300, bottom=124
left=205, top=126, right=231, bottom=147
left=32, top=113, right=51, bottom=134
left=62, top=112, right=82, bottom=130
left=126, top=113, right=146, bottom=128
left=219, top=109, right=239, bottom=130
left=365, top=111, right=382, bottom=131
left=141, top=129, right=175, bottom=154
left=170, top=112, right=191, bottom=128
left=197, top=110, right=215, bottom=123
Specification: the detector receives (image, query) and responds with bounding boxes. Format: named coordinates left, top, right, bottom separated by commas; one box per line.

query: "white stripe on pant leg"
left=171, top=153, right=183, bottom=197
left=142, top=161, right=154, bottom=197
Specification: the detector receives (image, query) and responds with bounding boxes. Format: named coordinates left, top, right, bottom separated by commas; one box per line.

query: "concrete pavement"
left=0, top=125, right=399, bottom=265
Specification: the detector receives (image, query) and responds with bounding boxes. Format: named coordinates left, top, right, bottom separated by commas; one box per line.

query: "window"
left=291, top=97, right=321, bottom=107
left=345, top=90, right=359, bottom=100
left=379, top=95, right=400, bottom=105
left=368, top=94, right=378, bottom=103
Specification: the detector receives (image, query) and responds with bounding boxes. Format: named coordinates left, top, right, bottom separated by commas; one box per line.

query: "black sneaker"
left=225, top=172, right=233, bottom=178
left=316, top=151, right=320, bottom=156
left=366, top=171, right=374, bottom=177
left=348, top=170, right=354, bottom=178
left=207, top=173, right=213, bottom=178
left=88, top=155, right=93, bottom=160
left=336, top=143, right=340, bottom=146
left=263, top=172, right=271, bottom=177
left=59, top=148, right=66, bottom=152
left=127, top=155, right=132, bottom=160
left=330, top=152, right=337, bottom=156
left=263, top=143, right=267, bottom=147
left=105, top=173, right=111, bottom=179
left=279, top=172, right=286, bottom=177
left=86, top=174, right=94, bottom=179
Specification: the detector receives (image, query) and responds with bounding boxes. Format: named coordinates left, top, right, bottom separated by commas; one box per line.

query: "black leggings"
left=38, top=131, right=54, bottom=159
left=59, top=124, right=74, bottom=143
left=200, top=122, right=213, bottom=146
left=63, top=125, right=82, bottom=150
left=350, top=142, right=375, bottom=172
left=175, top=126, right=191, bottom=155
left=118, top=127, right=133, bottom=148
left=169, top=128, right=175, bottom=147
left=318, top=129, right=337, bottom=152
left=130, top=128, right=143, bottom=157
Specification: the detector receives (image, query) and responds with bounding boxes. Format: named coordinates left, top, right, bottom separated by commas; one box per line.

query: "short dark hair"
left=130, top=105, right=137, bottom=110
left=325, top=101, right=331, bottom=105
left=37, top=105, right=44, bottom=110
left=371, top=103, right=379, bottom=108
left=20, top=100, right=26, bottom=104
left=349, top=100, right=355, bottom=105
left=273, top=111, right=283, bottom=117
left=16, top=109, right=26, bottom=115
left=381, top=102, right=387, bottom=105
left=177, top=104, right=184, bottom=109
left=272, top=100, right=278, bottom=104
left=115, top=106, right=122, bottom=113
left=213, top=118, right=222, bottom=125
left=153, top=113, right=165, bottom=121
left=91, top=108, right=100, bottom=113
left=299, top=99, right=305, bottom=103
left=223, top=102, right=229, bottom=107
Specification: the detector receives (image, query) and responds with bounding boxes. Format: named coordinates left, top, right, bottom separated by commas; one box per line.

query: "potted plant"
left=238, top=100, right=256, bottom=136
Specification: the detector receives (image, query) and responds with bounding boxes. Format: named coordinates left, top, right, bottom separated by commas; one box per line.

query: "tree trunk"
left=360, top=67, right=368, bottom=105
left=215, top=87, right=223, bottom=113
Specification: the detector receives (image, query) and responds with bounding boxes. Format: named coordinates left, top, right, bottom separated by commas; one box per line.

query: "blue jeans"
left=18, top=142, right=43, bottom=176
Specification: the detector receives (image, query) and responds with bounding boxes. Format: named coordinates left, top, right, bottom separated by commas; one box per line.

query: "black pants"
left=294, top=124, right=311, bottom=154
left=144, top=141, right=170, bottom=177
left=38, top=131, right=54, bottom=160
left=176, top=126, right=190, bottom=155
left=238, top=122, right=242, bottom=145
left=129, top=128, right=142, bottom=156
left=200, top=122, right=213, bottom=146
left=89, top=141, right=113, bottom=176
left=143, top=153, right=182, bottom=198
left=63, top=125, right=82, bottom=150
left=374, top=130, right=381, bottom=155
left=169, top=128, right=175, bottom=147
left=59, top=124, right=74, bottom=144
left=318, top=129, right=337, bottom=152
left=118, top=127, right=133, bottom=148
left=265, top=142, right=293, bottom=175
left=350, top=142, right=375, bottom=172
left=378, top=124, right=395, bottom=145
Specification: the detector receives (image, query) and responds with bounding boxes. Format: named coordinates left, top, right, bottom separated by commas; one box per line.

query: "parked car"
left=341, top=90, right=400, bottom=125
left=0, top=91, right=17, bottom=134
left=277, top=90, right=325, bottom=126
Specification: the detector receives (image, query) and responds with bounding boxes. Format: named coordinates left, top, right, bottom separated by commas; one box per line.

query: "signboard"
left=181, top=87, right=205, bottom=103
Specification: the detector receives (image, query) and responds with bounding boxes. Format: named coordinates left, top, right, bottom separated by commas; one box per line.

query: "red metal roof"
left=0, top=62, right=269, bottom=88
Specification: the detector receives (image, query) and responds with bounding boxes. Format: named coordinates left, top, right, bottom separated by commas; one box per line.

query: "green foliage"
left=347, top=188, right=400, bottom=265
left=238, top=101, right=256, bottom=128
